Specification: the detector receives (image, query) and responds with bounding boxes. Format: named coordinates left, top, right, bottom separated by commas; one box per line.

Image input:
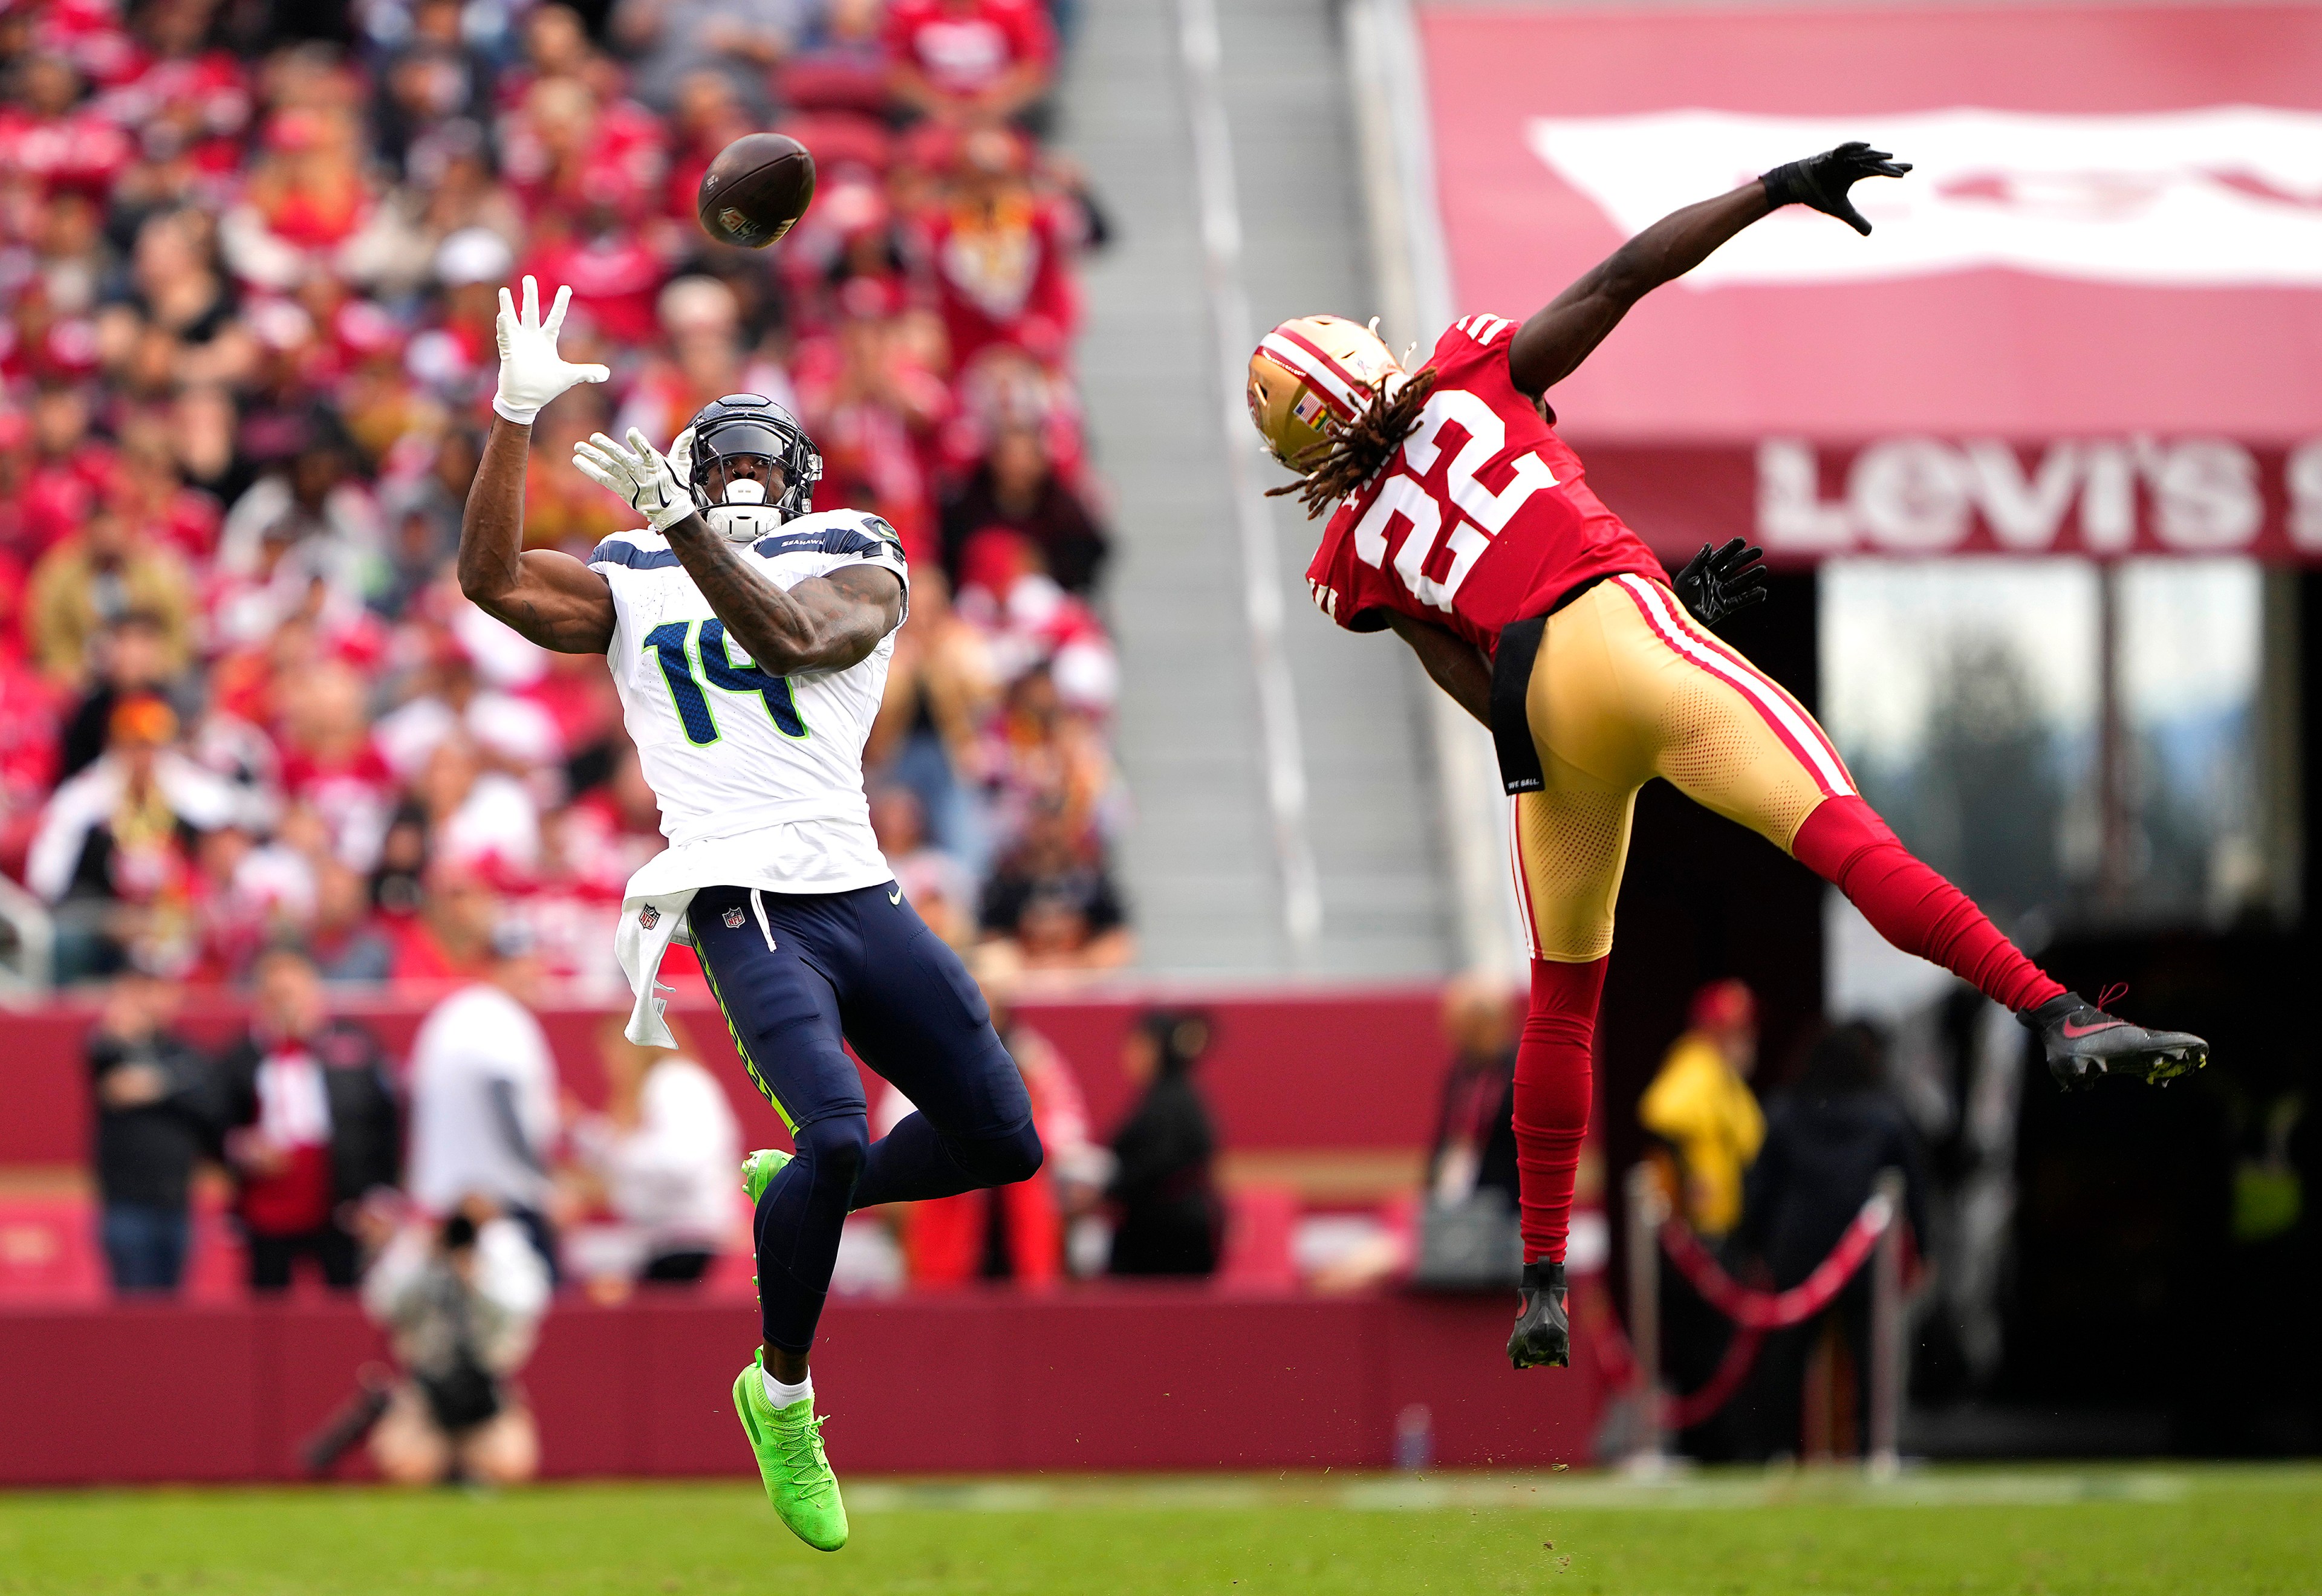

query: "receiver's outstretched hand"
left=1760, top=142, right=1912, bottom=235
left=573, top=428, right=693, bottom=533
left=492, top=276, right=610, bottom=424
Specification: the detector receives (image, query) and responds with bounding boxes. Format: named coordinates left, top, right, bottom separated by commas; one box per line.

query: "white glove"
left=493, top=276, right=611, bottom=425
left=573, top=427, right=694, bottom=533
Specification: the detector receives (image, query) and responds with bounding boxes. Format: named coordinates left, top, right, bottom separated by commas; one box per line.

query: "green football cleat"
left=741, top=1147, right=792, bottom=1204
left=733, top=1351, right=847, bottom=1552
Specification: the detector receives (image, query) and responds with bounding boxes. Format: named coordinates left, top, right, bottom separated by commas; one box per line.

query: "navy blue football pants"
left=689, top=881, right=1041, bottom=1355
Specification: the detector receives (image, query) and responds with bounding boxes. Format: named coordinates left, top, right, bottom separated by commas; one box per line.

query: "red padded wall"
left=0, top=1287, right=1611, bottom=1485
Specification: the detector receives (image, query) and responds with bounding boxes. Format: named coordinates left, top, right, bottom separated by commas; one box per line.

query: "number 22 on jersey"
left=1352, top=387, right=1556, bottom=611
left=642, top=619, right=809, bottom=746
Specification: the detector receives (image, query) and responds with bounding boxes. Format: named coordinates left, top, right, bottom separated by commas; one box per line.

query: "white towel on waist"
left=615, top=886, right=698, bottom=1048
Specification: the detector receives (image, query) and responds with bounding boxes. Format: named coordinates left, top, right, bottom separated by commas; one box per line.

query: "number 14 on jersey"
left=642, top=618, right=810, bottom=746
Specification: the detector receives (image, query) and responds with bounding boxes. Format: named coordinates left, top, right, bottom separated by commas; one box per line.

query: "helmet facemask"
left=680, top=394, right=824, bottom=543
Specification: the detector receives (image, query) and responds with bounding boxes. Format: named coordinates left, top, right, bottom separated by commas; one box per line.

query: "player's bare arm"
left=457, top=276, right=614, bottom=654
left=1506, top=143, right=1911, bottom=397
left=665, top=521, right=903, bottom=675
left=458, top=416, right=616, bottom=654
left=1388, top=614, right=1492, bottom=728
left=571, top=426, right=904, bottom=674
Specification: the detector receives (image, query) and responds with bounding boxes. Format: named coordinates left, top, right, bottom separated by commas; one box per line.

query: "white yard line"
left=843, top=1466, right=2199, bottom=1513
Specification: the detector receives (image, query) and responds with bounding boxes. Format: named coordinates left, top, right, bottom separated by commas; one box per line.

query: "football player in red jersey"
left=1247, top=144, right=2210, bottom=1370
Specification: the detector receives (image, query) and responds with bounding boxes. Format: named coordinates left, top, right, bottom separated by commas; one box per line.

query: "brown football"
left=697, top=132, right=816, bottom=248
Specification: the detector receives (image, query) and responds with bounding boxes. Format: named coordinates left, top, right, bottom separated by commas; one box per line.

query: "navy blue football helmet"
left=682, top=393, right=822, bottom=541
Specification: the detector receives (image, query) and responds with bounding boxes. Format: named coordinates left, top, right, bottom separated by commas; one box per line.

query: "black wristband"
left=1760, top=160, right=1809, bottom=209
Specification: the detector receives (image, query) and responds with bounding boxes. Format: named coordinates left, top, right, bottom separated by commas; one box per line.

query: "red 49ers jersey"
left=1304, top=315, right=1667, bottom=655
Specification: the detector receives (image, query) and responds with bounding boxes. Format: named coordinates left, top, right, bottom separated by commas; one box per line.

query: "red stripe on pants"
left=1514, top=955, right=1607, bottom=1265
left=1790, top=796, right=2066, bottom=1014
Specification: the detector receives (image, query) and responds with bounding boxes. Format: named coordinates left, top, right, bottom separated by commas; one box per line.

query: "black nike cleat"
left=2020, top=989, right=2209, bottom=1091
left=1507, top=1260, right=1569, bottom=1369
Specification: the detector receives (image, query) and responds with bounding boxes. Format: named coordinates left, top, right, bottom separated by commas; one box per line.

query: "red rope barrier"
left=1657, top=1192, right=1893, bottom=1331
left=1578, top=1280, right=1639, bottom=1387
left=1582, top=1288, right=1764, bottom=1430
left=1581, top=1189, right=1896, bottom=1431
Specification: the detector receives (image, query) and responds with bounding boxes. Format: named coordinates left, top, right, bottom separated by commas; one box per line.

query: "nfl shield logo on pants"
left=723, top=906, right=747, bottom=929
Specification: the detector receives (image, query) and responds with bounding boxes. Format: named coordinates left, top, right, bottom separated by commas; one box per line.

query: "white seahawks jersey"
left=589, top=509, right=909, bottom=892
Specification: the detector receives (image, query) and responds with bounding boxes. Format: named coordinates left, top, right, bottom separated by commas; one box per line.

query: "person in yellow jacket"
left=1639, top=978, right=1764, bottom=1458
left=1640, top=979, right=1764, bottom=1241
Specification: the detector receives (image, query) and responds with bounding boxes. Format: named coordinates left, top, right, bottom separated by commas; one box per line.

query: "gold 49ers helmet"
left=1246, top=314, right=1404, bottom=468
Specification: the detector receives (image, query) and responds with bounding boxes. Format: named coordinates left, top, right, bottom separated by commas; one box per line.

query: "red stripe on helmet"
left=1274, top=325, right=1374, bottom=401
left=1258, top=334, right=1361, bottom=419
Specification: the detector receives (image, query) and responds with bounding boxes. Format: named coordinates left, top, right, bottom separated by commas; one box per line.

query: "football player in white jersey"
left=457, top=279, right=1041, bottom=1552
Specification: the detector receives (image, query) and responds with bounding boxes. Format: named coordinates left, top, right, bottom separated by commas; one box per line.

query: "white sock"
left=762, top=1369, right=813, bottom=1410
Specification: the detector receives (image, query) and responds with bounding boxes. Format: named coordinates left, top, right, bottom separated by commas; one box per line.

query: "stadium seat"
left=776, top=112, right=895, bottom=177
left=0, top=1194, right=103, bottom=1305
left=1217, top=1182, right=1299, bottom=1291
left=776, top=60, right=893, bottom=121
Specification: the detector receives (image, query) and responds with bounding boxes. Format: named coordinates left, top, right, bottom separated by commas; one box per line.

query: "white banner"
left=1526, top=106, right=2322, bottom=288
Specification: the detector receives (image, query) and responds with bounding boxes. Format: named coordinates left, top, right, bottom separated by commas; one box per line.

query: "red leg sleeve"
left=1512, top=955, right=1607, bottom=1266
left=1791, top=796, right=2066, bottom=1014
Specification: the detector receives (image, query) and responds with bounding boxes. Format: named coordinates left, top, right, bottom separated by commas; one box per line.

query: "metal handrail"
left=0, top=871, right=56, bottom=999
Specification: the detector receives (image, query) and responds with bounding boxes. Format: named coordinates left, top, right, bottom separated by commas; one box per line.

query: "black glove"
left=1673, top=539, right=1769, bottom=630
left=1760, top=141, right=1911, bottom=236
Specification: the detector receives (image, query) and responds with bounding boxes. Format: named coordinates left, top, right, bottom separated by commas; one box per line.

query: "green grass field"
left=2, top=1467, right=2317, bottom=1596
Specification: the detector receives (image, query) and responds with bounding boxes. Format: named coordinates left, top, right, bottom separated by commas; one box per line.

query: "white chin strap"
left=704, top=477, right=778, bottom=543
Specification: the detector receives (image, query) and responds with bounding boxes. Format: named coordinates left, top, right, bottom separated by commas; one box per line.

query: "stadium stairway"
left=1059, top=0, right=1457, bottom=978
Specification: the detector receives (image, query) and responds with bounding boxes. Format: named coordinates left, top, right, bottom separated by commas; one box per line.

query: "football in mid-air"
left=697, top=132, right=816, bottom=248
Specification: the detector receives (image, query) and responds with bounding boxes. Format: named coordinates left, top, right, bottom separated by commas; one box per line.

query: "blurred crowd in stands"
left=87, top=934, right=1224, bottom=1300
left=0, top=0, right=1132, bottom=991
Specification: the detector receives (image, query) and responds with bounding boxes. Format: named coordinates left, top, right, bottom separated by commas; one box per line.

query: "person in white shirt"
left=454, top=279, right=1042, bottom=1551
left=568, top=1019, right=741, bottom=1283
left=405, top=923, right=562, bottom=1277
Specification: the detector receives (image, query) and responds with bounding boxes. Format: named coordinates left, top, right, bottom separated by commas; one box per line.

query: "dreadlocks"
left=1265, top=367, right=1439, bottom=520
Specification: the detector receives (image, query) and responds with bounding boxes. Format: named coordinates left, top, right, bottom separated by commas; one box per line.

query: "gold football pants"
left=1510, top=574, right=1858, bottom=962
